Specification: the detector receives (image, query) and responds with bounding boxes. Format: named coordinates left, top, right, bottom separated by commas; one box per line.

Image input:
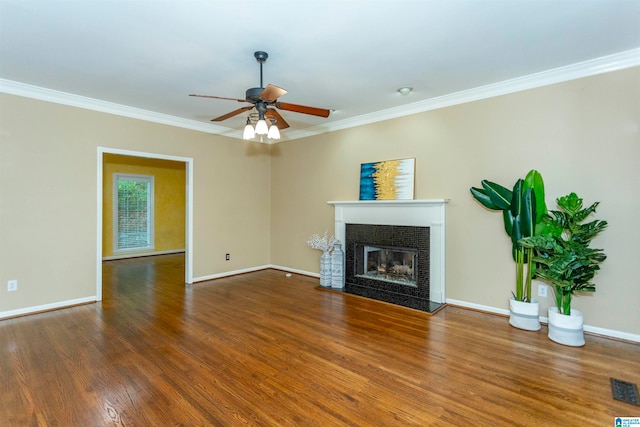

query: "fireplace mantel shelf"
left=328, top=199, right=449, bottom=207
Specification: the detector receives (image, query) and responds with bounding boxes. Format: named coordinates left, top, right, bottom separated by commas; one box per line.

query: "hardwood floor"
left=1, top=254, right=638, bottom=426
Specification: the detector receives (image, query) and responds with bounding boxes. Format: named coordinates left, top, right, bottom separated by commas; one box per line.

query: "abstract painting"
left=359, top=158, right=415, bottom=200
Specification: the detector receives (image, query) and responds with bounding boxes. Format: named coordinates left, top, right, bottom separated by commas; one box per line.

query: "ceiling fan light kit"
left=241, top=110, right=281, bottom=142
left=190, top=51, right=330, bottom=142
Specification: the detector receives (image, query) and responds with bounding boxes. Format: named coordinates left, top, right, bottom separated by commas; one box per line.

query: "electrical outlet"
left=538, top=284, right=547, bottom=298
left=225, top=253, right=230, bottom=261
left=7, top=280, right=17, bottom=292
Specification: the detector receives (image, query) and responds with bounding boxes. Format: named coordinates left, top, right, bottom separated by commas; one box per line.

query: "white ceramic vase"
left=319, top=251, right=332, bottom=287
left=547, top=307, right=585, bottom=346
left=508, top=296, right=541, bottom=331
left=330, top=243, right=344, bottom=289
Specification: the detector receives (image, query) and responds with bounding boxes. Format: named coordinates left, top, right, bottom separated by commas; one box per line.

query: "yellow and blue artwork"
left=359, top=158, right=415, bottom=200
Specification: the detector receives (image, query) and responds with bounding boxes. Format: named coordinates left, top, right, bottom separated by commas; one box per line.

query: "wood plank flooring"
left=1, top=253, right=638, bottom=426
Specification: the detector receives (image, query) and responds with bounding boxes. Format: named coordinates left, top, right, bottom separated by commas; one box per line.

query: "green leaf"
left=503, top=210, right=515, bottom=242
left=510, top=182, right=535, bottom=244
left=519, top=187, right=535, bottom=238
left=524, top=169, right=547, bottom=224
left=510, top=180, right=523, bottom=218
left=557, top=193, right=582, bottom=216
left=511, top=216, right=523, bottom=250
left=470, top=187, right=501, bottom=210
left=481, top=180, right=512, bottom=210
left=573, top=201, right=599, bottom=224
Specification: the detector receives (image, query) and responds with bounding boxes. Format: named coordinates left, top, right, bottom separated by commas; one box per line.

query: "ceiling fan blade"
left=211, top=106, right=253, bottom=122
left=189, top=94, right=247, bottom=103
left=275, top=102, right=331, bottom=118
left=259, top=84, right=287, bottom=102
left=265, top=109, right=290, bottom=130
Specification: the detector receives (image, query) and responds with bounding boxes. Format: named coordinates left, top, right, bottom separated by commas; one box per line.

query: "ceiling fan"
left=189, top=51, right=331, bottom=131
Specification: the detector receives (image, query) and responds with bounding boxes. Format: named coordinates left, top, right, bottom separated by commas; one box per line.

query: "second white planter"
left=509, top=297, right=541, bottom=331
left=547, top=307, right=585, bottom=347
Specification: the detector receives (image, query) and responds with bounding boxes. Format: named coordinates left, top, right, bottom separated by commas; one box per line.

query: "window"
left=113, top=174, right=154, bottom=253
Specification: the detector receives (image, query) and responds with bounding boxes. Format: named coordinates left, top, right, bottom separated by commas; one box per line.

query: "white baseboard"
left=268, top=265, right=319, bottom=278
left=193, top=265, right=319, bottom=283
left=446, top=298, right=510, bottom=316
left=582, top=324, right=640, bottom=343
left=446, top=298, right=640, bottom=343
left=0, top=296, right=96, bottom=320
left=102, top=249, right=185, bottom=261
left=192, top=265, right=272, bottom=283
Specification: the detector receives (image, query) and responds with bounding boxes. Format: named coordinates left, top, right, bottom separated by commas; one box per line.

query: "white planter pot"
left=509, top=297, right=541, bottom=331
left=547, top=307, right=585, bottom=347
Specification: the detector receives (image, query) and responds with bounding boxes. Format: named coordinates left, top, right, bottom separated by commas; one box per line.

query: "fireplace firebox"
left=345, top=223, right=433, bottom=311
left=354, top=244, right=418, bottom=287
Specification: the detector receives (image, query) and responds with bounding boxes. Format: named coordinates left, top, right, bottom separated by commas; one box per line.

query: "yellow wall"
left=271, top=67, right=640, bottom=337
left=102, top=154, right=186, bottom=257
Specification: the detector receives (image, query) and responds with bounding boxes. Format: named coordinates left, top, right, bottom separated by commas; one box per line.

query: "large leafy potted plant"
left=519, top=192, right=607, bottom=346
left=470, top=170, right=547, bottom=330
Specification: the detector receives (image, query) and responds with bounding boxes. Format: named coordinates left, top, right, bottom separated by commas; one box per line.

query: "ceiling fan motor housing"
left=246, top=87, right=266, bottom=102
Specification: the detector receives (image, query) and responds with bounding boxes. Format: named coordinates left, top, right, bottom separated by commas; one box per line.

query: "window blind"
left=115, top=175, right=154, bottom=251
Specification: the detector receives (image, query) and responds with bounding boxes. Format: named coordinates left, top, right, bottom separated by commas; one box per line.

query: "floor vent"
left=610, top=378, right=640, bottom=406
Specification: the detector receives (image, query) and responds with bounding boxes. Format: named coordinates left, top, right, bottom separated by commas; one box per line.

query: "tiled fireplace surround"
left=328, top=200, right=447, bottom=312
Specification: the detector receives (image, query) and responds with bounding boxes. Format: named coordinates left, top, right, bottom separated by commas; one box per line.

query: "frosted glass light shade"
left=242, top=123, right=255, bottom=140
left=267, top=125, right=280, bottom=140
left=255, top=119, right=269, bottom=135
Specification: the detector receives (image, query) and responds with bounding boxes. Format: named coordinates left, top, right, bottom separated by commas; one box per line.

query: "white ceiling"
left=1, top=0, right=639, bottom=141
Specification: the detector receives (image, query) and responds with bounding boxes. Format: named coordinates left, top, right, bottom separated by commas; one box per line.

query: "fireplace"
left=345, top=223, right=431, bottom=311
left=328, top=199, right=448, bottom=312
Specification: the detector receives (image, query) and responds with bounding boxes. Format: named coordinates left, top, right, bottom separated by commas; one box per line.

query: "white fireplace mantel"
left=327, top=199, right=449, bottom=303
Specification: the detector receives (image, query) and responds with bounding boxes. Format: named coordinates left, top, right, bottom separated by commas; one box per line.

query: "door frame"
left=96, top=147, right=194, bottom=300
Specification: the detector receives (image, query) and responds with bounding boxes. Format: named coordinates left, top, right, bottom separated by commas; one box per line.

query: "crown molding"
left=285, top=48, right=640, bottom=140
left=2, top=48, right=639, bottom=141
left=0, top=79, right=231, bottom=136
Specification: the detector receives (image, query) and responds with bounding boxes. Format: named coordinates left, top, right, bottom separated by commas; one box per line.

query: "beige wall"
left=102, top=154, right=186, bottom=257
left=1, top=67, right=638, bottom=337
left=0, top=94, right=271, bottom=313
left=271, top=67, right=640, bottom=336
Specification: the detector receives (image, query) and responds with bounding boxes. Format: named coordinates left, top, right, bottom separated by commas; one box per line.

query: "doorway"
left=96, top=147, right=193, bottom=301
